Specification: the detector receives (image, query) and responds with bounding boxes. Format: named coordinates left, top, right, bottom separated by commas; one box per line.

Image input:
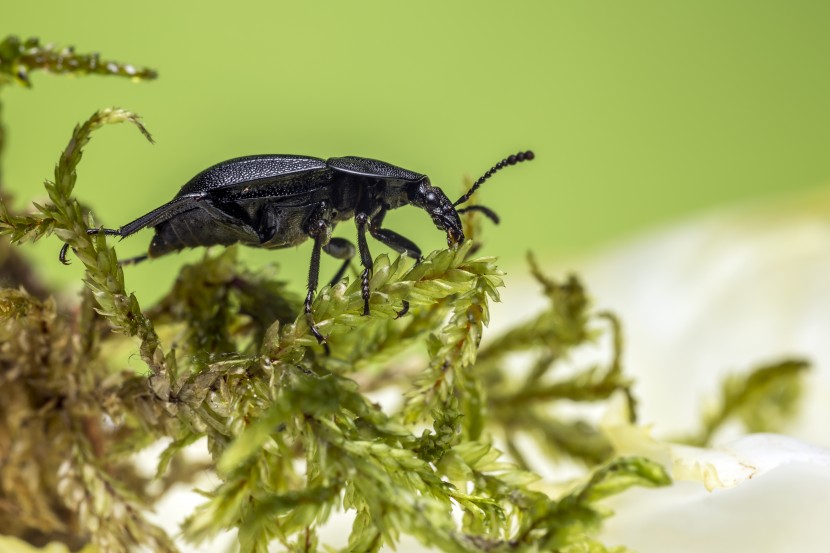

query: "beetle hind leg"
left=58, top=227, right=123, bottom=265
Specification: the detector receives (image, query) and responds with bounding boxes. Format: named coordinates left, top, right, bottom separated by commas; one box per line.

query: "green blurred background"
left=3, top=1, right=830, bottom=303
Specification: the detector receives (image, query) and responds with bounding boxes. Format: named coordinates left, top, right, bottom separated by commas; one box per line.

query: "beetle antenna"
left=456, top=204, right=500, bottom=224
left=453, top=150, right=535, bottom=207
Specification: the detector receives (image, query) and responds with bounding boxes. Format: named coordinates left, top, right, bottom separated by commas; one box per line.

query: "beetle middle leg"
left=322, top=237, right=355, bottom=287
left=354, top=212, right=375, bottom=316
left=303, top=202, right=337, bottom=354
left=305, top=229, right=329, bottom=355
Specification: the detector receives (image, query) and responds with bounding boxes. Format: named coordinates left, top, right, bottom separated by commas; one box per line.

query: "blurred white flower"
left=493, top=187, right=830, bottom=552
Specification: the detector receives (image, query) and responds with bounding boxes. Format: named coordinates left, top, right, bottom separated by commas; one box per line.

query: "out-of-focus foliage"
left=0, top=35, right=157, bottom=88
left=0, top=34, right=156, bottom=296
left=680, top=359, right=809, bottom=447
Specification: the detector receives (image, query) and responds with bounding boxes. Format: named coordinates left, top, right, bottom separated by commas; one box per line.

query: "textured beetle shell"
left=176, top=155, right=329, bottom=196
left=327, top=156, right=424, bottom=182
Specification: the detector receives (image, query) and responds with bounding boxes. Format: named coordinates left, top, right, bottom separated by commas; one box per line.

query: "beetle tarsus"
left=87, top=227, right=122, bottom=237
left=360, top=268, right=372, bottom=315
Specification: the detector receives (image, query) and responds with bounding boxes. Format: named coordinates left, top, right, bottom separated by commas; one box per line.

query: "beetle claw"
left=395, top=300, right=410, bottom=319
left=59, top=243, right=72, bottom=265
left=58, top=244, right=75, bottom=265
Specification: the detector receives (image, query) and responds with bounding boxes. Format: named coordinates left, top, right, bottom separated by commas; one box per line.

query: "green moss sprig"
left=0, top=35, right=157, bottom=88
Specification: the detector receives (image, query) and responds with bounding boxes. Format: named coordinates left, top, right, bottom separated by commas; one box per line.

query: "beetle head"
left=408, top=180, right=465, bottom=247
left=407, top=151, right=534, bottom=248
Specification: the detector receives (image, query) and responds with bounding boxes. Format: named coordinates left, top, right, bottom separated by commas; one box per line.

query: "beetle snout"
left=432, top=209, right=465, bottom=247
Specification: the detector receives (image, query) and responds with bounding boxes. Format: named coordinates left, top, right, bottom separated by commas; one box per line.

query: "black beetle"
left=60, top=150, right=534, bottom=352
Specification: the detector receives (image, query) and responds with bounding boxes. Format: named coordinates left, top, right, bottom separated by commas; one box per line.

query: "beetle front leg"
left=369, top=209, right=422, bottom=262
left=368, top=209, right=421, bottom=318
left=355, top=213, right=373, bottom=316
